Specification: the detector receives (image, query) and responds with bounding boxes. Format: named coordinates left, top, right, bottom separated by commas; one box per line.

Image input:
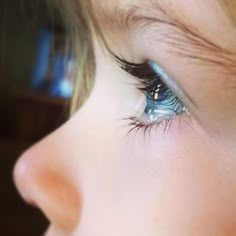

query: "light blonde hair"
left=51, top=0, right=96, bottom=114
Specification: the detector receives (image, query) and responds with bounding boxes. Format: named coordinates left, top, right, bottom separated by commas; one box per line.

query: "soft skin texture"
left=14, top=0, right=236, bottom=235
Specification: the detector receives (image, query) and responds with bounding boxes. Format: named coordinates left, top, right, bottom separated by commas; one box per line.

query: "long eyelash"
left=114, top=55, right=162, bottom=91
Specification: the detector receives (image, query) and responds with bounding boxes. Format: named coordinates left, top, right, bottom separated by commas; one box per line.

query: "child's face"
left=14, top=0, right=236, bottom=235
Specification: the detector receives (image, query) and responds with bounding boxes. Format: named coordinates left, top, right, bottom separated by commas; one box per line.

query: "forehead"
left=91, top=0, right=236, bottom=52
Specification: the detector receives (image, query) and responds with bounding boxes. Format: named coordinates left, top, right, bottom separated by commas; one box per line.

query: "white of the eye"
left=140, top=108, right=176, bottom=123
left=150, top=109, right=176, bottom=122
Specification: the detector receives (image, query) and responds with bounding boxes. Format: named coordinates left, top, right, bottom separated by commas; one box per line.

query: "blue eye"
left=140, top=62, right=186, bottom=123
left=114, top=55, right=188, bottom=132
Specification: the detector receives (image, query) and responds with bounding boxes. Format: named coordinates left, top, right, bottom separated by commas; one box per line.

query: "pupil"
left=150, top=83, right=168, bottom=102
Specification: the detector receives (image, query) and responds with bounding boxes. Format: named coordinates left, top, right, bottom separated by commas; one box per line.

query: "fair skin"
left=14, top=0, right=236, bottom=235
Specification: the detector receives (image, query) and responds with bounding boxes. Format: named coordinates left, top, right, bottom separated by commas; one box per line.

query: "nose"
left=13, top=128, right=81, bottom=234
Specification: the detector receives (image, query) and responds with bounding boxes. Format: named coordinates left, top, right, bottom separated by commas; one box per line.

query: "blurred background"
left=0, top=0, right=73, bottom=235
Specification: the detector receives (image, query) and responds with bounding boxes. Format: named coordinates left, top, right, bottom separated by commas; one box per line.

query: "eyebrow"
left=95, top=0, right=236, bottom=76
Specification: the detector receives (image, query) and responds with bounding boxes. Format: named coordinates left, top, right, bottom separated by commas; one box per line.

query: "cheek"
left=118, top=126, right=236, bottom=234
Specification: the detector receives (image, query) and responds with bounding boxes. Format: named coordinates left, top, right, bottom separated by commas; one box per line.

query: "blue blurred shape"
left=50, top=54, right=73, bottom=98
left=32, top=26, right=52, bottom=88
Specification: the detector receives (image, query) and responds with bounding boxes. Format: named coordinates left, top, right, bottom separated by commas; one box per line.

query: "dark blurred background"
left=0, top=0, right=73, bottom=235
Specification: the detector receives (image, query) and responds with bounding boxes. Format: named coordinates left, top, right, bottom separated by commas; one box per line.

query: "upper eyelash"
left=115, top=55, right=156, bottom=79
left=114, top=55, right=164, bottom=90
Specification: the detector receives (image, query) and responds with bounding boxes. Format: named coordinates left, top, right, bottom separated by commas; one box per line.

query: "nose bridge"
left=13, top=124, right=81, bottom=233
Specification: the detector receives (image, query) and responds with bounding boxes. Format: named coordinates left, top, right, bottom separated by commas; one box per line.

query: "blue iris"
left=142, top=62, right=186, bottom=122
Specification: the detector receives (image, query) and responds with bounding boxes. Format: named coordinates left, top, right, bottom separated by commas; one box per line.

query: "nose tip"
left=13, top=149, right=81, bottom=233
left=13, top=152, right=35, bottom=205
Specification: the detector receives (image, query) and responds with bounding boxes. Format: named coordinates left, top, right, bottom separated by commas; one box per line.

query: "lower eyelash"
left=125, top=116, right=176, bottom=137
left=125, top=110, right=193, bottom=139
